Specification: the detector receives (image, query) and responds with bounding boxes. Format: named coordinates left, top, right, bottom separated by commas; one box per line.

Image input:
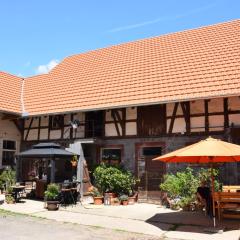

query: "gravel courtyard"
left=0, top=212, right=162, bottom=240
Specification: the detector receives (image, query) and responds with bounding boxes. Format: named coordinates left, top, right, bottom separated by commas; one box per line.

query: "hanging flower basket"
left=71, top=155, right=78, bottom=167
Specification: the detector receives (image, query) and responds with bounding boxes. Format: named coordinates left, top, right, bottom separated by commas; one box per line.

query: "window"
left=2, top=140, right=16, bottom=166
left=101, top=148, right=122, bottom=165
left=50, top=115, right=64, bottom=129
left=142, top=147, right=162, bottom=157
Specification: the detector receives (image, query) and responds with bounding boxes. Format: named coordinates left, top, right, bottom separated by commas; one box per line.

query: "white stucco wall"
left=0, top=114, right=21, bottom=168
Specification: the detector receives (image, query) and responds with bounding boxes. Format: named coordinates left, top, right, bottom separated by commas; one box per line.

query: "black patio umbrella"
left=18, top=143, right=75, bottom=158
left=18, top=143, right=76, bottom=183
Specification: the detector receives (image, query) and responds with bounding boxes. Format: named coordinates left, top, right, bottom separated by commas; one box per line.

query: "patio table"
left=61, top=188, right=75, bottom=206
left=12, top=185, right=25, bottom=202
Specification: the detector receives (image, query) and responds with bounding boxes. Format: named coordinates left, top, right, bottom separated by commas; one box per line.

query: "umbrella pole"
left=211, top=163, right=216, bottom=227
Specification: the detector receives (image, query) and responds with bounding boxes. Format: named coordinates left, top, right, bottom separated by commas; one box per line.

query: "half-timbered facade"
left=0, top=19, right=240, bottom=200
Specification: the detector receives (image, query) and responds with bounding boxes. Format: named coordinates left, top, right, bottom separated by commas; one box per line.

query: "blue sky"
left=0, top=0, right=239, bottom=77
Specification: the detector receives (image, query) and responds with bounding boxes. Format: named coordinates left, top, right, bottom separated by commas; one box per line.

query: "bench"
left=213, top=192, right=240, bottom=220
left=222, top=185, right=240, bottom=192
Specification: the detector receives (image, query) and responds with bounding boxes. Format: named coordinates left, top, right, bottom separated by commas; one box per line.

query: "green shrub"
left=197, top=168, right=220, bottom=191
left=160, top=167, right=199, bottom=199
left=0, top=169, right=16, bottom=190
left=93, top=164, right=136, bottom=195
left=44, top=184, right=60, bottom=201
left=160, top=167, right=221, bottom=206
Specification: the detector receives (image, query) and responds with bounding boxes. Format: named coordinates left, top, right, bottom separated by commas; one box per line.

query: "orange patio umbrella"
left=153, top=137, right=240, bottom=227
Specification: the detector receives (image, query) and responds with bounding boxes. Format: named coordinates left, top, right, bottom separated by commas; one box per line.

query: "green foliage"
left=93, top=164, right=136, bottom=195
left=0, top=169, right=16, bottom=191
left=160, top=167, right=199, bottom=199
left=89, top=187, right=102, bottom=197
left=197, top=168, right=220, bottom=191
left=44, top=184, right=60, bottom=201
left=178, top=196, right=194, bottom=208
left=160, top=167, right=221, bottom=208
left=118, top=194, right=129, bottom=201
left=5, top=194, right=15, bottom=204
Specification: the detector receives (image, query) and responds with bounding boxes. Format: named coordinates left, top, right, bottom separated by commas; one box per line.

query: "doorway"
left=135, top=142, right=166, bottom=202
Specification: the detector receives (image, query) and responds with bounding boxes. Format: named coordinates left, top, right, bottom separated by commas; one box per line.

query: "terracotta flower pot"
left=128, top=197, right=135, bottom=205
left=122, top=200, right=128, bottom=206
left=94, top=197, right=103, bottom=205
left=71, top=161, right=77, bottom=167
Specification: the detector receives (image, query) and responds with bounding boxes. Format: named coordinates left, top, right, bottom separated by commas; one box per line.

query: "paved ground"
left=0, top=197, right=239, bottom=240
left=0, top=213, right=161, bottom=240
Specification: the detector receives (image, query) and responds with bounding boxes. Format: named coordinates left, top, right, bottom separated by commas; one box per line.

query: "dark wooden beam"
left=224, top=98, right=229, bottom=129
left=111, top=110, right=121, bottom=136
left=70, top=114, right=74, bottom=139
left=48, top=116, right=51, bottom=140
left=37, top=117, right=41, bottom=140
left=122, top=108, right=126, bottom=136
left=113, top=110, right=123, bottom=125
left=168, top=102, right=179, bottom=134
left=204, top=100, right=209, bottom=133
left=180, top=102, right=190, bottom=134
left=24, top=118, right=33, bottom=141
left=61, top=118, right=64, bottom=139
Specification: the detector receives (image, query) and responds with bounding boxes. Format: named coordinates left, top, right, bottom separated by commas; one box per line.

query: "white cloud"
left=108, top=3, right=217, bottom=33
left=36, top=59, right=59, bottom=74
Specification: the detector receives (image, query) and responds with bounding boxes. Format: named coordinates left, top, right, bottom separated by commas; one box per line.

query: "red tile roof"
left=0, top=72, right=22, bottom=115
left=1, top=20, right=240, bottom=116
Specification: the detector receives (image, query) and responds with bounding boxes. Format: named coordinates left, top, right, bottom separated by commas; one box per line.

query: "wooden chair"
left=222, top=185, right=240, bottom=192
left=214, top=192, right=240, bottom=220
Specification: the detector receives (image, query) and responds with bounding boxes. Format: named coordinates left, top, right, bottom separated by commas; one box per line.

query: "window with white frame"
left=2, top=140, right=16, bottom=166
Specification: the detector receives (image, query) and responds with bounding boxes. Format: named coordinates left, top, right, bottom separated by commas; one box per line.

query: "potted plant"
left=111, top=197, right=120, bottom=206
left=71, top=155, right=78, bottom=167
left=0, top=169, right=16, bottom=192
left=5, top=194, right=15, bottom=204
left=119, top=194, right=129, bottom=205
left=90, top=187, right=103, bottom=205
left=93, top=164, right=137, bottom=197
left=44, top=184, right=60, bottom=210
left=128, top=190, right=138, bottom=204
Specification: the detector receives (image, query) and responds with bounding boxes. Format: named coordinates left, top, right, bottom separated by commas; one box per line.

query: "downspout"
left=20, top=78, right=29, bottom=117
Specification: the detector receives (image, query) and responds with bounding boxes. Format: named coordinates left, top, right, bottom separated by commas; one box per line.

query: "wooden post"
left=224, top=98, right=229, bottom=129
left=50, top=158, right=55, bottom=183
left=204, top=100, right=209, bottom=133
left=210, top=160, right=216, bottom=227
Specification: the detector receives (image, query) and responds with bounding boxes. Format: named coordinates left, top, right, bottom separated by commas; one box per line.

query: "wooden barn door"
left=136, top=142, right=166, bottom=202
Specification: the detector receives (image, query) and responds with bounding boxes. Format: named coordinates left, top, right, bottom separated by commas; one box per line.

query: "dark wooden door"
left=136, top=142, right=166, bottom=201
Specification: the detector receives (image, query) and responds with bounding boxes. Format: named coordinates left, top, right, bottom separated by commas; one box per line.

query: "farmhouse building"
left=0, top=19, right=240, bottom=200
